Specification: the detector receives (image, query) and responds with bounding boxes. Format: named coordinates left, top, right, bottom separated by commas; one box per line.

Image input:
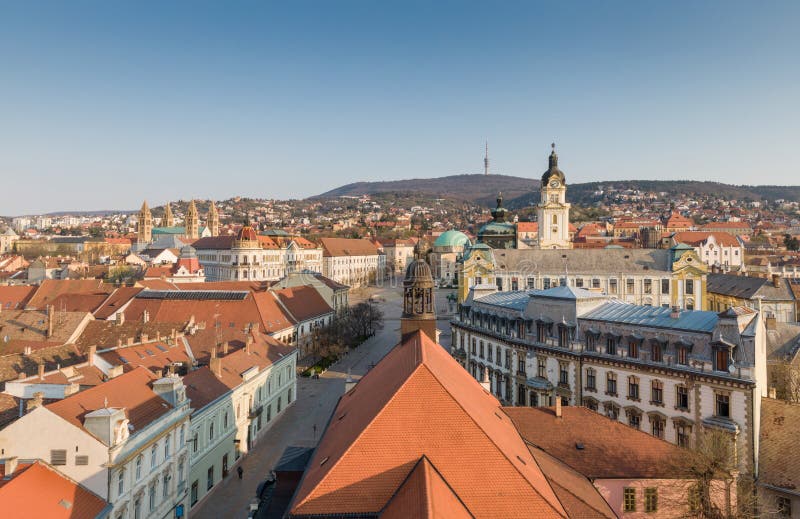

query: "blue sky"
left=1, top=1, right=798, bottom=215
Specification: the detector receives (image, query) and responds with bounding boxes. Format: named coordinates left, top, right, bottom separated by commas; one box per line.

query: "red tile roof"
left=46, top=367, right=171, bottom=434
left=0, top=460, right=109, bottom=519
left=380, top=456, right=472, bottom=519
left=27, top=280, right=110, bottom=310
left=320, top=237, right=379, bottom=257
left=516, top=222, right=538, bottom=233
left=503, top=406, right=684, bottom=479
left=97, top=340, right=192, bottom=374
left=289, top=331, right=567, bottom=518
left=92, top=287, right=143, bottom=319
left=271, top=286, right=332, bottom=322
left=673, top=231, right=741, bottom=248
left=0, top=286, right=36, bottom=310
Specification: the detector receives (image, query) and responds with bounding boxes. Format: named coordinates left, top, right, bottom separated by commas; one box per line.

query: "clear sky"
left=1, top=1, right=798, bottom=215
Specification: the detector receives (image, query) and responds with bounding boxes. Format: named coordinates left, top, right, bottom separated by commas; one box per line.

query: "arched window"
left=552, top=214, right=558, bottom=225
left=118, top=468, right=125, bottom=495
left=136, top=455, right=143, bottom=480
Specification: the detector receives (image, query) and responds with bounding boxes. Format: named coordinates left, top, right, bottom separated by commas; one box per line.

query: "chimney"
left=210, top=357, right=222, bottom=378
left=252, top=323, right=260, bottom=335
left=46, top=305, right=53, bottom=338
left=142, top=310, right=149, bottom=323
left=222, top=341, right=229, bottom=355
left=765, top=314, right=777, bottom=331
left=116, top=312, right=125, bottom=326
left=245, top=335, right=253, bottom=355
left=140, top=333, right=148, bottom=343
left=555, top=396, right=562, bottom=418
left=4, top=457, right=18, bottom=477
left=772, top=274, right=781, bottom=288
left=87, top=345, right=96, bottom=366
left=670, top=306, right=681, bottom=319
left=210, top=347, right=217, bottom=360
left=37, top=363, right=45, bottom=380
left=127, top=337, right=134, bottom=346
left=769, top=387, right=777, bottom=399
left=156, top=331, right=161, bottom=341
left=23, top=346, right=32, bottom=356
left=480, top=367, right=491, bottom=392
left=26, top=392, right=44, bottom=412
left=116, top=338, right=123, bottom=348
left=107, top=365, right=124, bottom=379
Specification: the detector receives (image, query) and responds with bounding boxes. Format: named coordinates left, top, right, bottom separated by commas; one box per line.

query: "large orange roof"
left=380, top=456, right=472, bottom=519
left=0, top=286, right=36, bottom=310
left=0, top=460, right=109, bottom=519
left=271, top=286, right=332, bottom=322
left=673, top=231, right=741, bottom=247
left=289, top=331, right=567, bottom=518
left=46, top=367, right=171, bottom=435
left=504, top=406, right=684, bottom=479
left=27, top=279, right=110, bottom=310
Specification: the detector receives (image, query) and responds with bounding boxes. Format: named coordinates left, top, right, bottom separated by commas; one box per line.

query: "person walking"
left=237, top=465, right=243, bottom=480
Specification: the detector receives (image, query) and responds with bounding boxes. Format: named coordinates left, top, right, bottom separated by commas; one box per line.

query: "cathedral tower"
left=163, top=202, right=174, bottom=228
left=401, top=241, right=438, bottom=341
left=186, top=200, right=199, bottom=240
left=537, top=144, right=572, bottom=249
left=207, top=201, right=219, bottom=237
left=137, top=201, right=152, bottom=244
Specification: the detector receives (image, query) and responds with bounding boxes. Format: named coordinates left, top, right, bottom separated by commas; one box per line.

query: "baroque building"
left=450, top=284, right=768, bottom=473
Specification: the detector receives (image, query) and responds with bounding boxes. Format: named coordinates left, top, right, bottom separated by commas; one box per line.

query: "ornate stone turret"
left=163, top=202, right=174, bottom=227
left=207, top=201, right=219, bottom=237
left=401, top=241, right=437, bottom=341
left=186, top=200, right=199, bottom=240
left=137, top=201, right=152, bottom=244
left=537, top=143, right=572, bottom=250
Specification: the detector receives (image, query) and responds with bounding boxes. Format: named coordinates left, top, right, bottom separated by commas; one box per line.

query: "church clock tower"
left=400, top=242, right=438, bottom=341
left=537, top=144, right=572, bottom=249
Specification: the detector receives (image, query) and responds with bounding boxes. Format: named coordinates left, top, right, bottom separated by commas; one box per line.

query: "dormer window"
left=714, top=347, right=730, bottom=372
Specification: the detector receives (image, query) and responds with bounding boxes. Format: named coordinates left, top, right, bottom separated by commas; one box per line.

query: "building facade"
left=451, top=285, right=768, bottom=473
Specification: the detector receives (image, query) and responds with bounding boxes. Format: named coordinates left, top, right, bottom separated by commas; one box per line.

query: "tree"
left=770, top=359, right=800, bottom=403
left=667, top=429, right=758, bottom=519
left=783, top=234, right=799, bottom=251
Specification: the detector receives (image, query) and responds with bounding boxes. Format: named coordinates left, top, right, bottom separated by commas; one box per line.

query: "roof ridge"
left=294, top=357, right=428, bottom=512
left=527, top=446, right=615, bottom=518
left=419, top=358, right=567, bottom=517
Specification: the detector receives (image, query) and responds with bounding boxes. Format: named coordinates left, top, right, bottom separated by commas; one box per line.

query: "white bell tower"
left=537, top=143, right=572, bottom=249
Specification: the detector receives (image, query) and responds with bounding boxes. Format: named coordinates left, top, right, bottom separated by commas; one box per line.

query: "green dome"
left=478, top=221, right=516, bottom=236
left=434, top=230, right=471, bottom=249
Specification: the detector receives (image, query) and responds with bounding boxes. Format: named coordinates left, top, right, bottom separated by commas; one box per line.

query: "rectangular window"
left=651, top=380, right=663, bottom=405
left=586, top=334, right=596, bottom=352
left=626, top=279, right=635, bottom=294
left=575, top=278, right=584, bottom=288
left=623, top=488, right=636, bottom=512
left=686, top=279, right=694, bottom=295
left=191, top=481, right=198, bottom=506
left=715, top=349, right=729, bottom=372
left=559, top=363, right=568, bottom=385
left=592, top=278, right=601, bottom=289
left=50, top=449, right=67, bottom=466
left=609, top=279, right=618, bottom=294
left=629, top=413, right=641, bottom=429
left=628, top=341, right=639, bottom=359
left=149, top=482, right=156, bottom=512
left=518, top=358, right=525, bottom=375
left=586, top=369, right=596, bottom=391
left=75, top=455, right=89, bottom=466
left=676, top=385, right=689, bottom=410
left=644, top=488, right=658, bottom=512
left=628, top=377, right=639, bottom=400
left=677, top=424, right=691, bottom=447
left=644, top=278, right=652, bottom=294
left=527, top=277, right=536, bottom=289
left=538, top=358, right=546, bottom=378
left=661, top=279, right=670, bottom=294
left=543, top=278, right=551, bottom=289
left=652, top=418, right=665, bottom=439
left=606, top=337, right=617, bottom=355
left=606, top=372, right=617, bottom=396
left=652, top=342, right=663, bottom=363
left=207, top=466, right=214, bottom=491
left=716, top=393, right=730, bottom=418
left=677, top=346, right=688, bottom=365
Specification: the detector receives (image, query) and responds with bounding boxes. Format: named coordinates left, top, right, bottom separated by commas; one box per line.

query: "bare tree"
left=770, top=360, right=800, bottom=403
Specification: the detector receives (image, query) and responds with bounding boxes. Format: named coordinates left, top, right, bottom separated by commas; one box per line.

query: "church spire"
left=207, top=201, right=219, bottom=237
left=163, top=202, right=174, bottom=228
left=549, top=142, right=558, bottom=169
left=138, top=200, right=152, bottom=244
left=401, top=239, right=437, bottom=341
left=186, top=199, right=199, bottom=239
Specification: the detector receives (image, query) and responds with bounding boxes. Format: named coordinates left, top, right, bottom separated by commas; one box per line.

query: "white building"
left=451, top=285, right=768, bottom=473
left=0, top=367, right=192, bottom=519
left=193, top=226, right=322, bottom=282
left=320, top=237, right=384, bottom=286
left=670, top=231, right=744, bottom=271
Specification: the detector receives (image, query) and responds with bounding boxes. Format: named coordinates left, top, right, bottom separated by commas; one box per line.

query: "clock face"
left=549, top=180, right=560, bottom=188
